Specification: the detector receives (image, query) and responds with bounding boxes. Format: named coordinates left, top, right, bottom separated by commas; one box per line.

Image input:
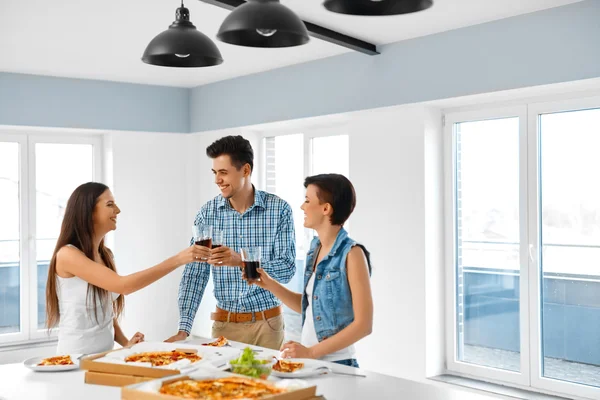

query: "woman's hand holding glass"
left=175, top=244, right=210, bottom=265
left=242, top=267, right=275, bottom=290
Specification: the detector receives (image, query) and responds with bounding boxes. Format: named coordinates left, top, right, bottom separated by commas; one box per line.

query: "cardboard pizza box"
left=85, top=371, right=155, bottom=387
left=81, top=342, right=240, bottom=387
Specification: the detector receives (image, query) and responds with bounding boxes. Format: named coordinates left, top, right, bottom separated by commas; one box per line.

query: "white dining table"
left=0, top=337, right=505, bottom=400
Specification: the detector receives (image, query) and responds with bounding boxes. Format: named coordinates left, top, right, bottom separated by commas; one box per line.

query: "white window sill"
left=430, top=374, right=571, bottom=400
left=0, top=338, right=57, bottom=353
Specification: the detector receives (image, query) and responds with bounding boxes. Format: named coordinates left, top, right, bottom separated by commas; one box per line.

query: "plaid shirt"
left=178, top=189, right=296, bottom=334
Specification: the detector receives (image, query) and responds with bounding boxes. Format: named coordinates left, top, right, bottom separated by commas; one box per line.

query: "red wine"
left=195, top=238, right=212, bottom=248
left=211, top=244, right=222, bottom=249
left=244, top=261, right=260, bottom=280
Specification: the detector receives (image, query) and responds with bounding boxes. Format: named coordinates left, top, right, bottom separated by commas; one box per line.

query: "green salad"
left=229, top=347, right=272, bottom=379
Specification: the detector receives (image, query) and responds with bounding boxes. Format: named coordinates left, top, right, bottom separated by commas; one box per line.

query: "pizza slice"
left=37, top=355, right=75, bottom=366
left=159, top=376, right=285, bottom=398
left=272, top=358, right=305, bottom=373
left=202, top=336, right=229, bottom=347
left=124, top=350, right=202, bottom=367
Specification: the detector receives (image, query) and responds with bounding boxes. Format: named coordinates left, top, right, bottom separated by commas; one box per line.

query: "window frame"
left=257, top=125, right=349, bottom=187
left=255, top=127, right=350, bottom=344
left=303, top=126, right=350, bottom=178
left=257, top=127, right=351, bottom=259
left=527, top=96, right=600, bottom=400
left=444, top=105, right=530, bottom=387
left=0, top=129, right=103, bottom=347
left=444, top=98, right=600, bottom=399
left=0, top=133, right=29, bottom=345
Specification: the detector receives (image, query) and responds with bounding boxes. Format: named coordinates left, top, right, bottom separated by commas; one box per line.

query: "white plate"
left=272, top=378, right=311, bottom=390
left=23, top=354, right=81, bottom=372
left=270, top=359, right=325, bottom=379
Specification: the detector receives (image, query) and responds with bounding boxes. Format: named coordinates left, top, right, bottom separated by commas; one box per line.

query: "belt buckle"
left=251, top=311, right=256, bottom=323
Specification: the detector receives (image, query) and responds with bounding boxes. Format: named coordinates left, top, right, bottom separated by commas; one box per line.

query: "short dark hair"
left=304, top=174, right=356, bottom=226
left=206, top=135, right=254, bottom=172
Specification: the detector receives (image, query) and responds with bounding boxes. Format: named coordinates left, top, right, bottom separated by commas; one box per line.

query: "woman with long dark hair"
left=46, top=182, right=206, bottom=355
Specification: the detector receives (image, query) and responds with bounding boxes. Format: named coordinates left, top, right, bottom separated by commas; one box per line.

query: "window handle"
left=528, top=244, right=536, bottom=263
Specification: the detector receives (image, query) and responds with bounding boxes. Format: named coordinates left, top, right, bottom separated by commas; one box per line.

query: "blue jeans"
left=332, top=358, right=360, bottom=368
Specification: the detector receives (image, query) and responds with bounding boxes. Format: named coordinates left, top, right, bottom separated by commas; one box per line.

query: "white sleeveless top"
left=301, top=273, right=355, bottom=362
left=55, top=245, right=119, bottom=355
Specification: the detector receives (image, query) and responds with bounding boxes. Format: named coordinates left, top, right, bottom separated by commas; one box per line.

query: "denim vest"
left=301, top=228, right=371, bottom=342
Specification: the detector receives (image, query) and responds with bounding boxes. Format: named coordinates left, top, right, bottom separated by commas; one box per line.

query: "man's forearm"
left=177, top=263, right=209, bottom=334
left=178, top=291, right=202, bottom=335
left=262, top=259, right=296, bottom=284
left=178, top=315, right=196, bottom=335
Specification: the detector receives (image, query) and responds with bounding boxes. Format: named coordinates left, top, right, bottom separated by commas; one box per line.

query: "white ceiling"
left=0, top=0, right=582, bottom=88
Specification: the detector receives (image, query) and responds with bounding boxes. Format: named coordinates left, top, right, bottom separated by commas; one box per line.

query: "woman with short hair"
left=246, top=174, right=373, bottom=367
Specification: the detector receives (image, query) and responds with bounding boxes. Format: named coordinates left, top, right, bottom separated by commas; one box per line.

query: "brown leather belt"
left=210, top=306, right=283, bottom=323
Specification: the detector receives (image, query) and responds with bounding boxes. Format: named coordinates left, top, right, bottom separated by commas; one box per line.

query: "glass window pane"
left=265, top=135, right=305, bottom=260
left=264, top=135, right=305, bottom=342
left=311, top=135, right=349, bottom=177
left=454, top=118, right=521, bottom=372
left=35, top=143, right=94, bottom=329
left=0, top=142, right=21, bottom=335
left=539, top=109, right=600, bottom=388
left=310, top=135, right=350, bottom=230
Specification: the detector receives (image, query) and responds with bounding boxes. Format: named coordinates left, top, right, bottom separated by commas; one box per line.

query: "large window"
left=446, top=100, right=600, bottom=399
left=0, top=132, right=102, bottom=345
left=453, top=117, right=522, bottom=372
left=0, top=140, right=22, bottom=338
left=261, top=132, right=350, bottom=342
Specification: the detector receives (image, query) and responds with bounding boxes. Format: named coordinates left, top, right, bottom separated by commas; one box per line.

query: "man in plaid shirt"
left=165, top=136, right=296, bottom=349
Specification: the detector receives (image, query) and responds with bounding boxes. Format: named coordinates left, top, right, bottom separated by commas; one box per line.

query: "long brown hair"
left=46, top=182, right=124, bottom=329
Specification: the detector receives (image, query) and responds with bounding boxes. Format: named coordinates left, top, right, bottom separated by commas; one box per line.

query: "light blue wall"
left=0, top=73, right=189, bottom=133
left=2, top=1, right=599, bottom=134
left=190, top=0, right=600, bottom=132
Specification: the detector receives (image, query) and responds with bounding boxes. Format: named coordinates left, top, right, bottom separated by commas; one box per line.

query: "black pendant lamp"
left=217, top=0, right=309, bottom=48
left=323, top=0, right=433, bottom=16
left=142, top=2, right=223, bottom=67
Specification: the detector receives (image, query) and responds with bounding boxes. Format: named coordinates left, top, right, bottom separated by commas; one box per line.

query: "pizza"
left=159, top=377, right=285, bottom=399
left=272, top=359, right=304, bottom=373
left=202, top=336, right=229, bottom=347
left=124, top=350, right=202, bottom=367
left=37, top=355, right=74, bottom=366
